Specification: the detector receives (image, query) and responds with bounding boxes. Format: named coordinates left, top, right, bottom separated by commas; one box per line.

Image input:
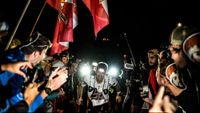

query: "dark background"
left=1, top=0, right=200, bottom=66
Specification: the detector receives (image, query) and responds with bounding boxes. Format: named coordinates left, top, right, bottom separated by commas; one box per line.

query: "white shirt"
left=83, top=74, right=117, bottom=106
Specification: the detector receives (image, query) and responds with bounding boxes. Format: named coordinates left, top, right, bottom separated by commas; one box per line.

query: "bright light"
left=98, top=68, right=105, bottom=73
left=80, top=63, right=91, bottom=76
left=108, top=66, right=118, bottom=77
left=92, top=62, right=98, bottom=67
left=177, top=22, right=182, bottom=27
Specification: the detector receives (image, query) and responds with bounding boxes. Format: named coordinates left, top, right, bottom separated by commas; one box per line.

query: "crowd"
left=0, top=18, right=200, bottom=113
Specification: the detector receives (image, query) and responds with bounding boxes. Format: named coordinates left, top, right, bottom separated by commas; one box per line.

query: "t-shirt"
left=83, top=75, right=118, bottom=106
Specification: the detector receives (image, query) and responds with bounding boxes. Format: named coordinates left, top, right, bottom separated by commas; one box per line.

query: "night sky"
left=1, top=0, right=200, bottom=66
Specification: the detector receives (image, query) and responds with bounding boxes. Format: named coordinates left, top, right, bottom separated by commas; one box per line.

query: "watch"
left=44, top=87, right=52, bottom=95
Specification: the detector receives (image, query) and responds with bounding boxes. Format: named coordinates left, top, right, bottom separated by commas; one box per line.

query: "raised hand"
left=149, top=86, right=176, bottom=113
left=24, top=82, right=43, bottom=106
left=1, top=61, right=33, bottom=78
left=46, top=67, right=68, bottom=91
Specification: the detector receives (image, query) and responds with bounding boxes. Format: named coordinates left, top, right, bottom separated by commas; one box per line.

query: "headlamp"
left=79, top=63, right=91, bottom=76
left=97, top=68, right=105, bottom=73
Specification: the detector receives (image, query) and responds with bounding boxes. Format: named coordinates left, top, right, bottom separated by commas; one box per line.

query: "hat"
left=183, top=32, right=200, bottom=63
left=10, top=38, right=21, bottom=49
left=52, top=61, right=64, bottom=68
left=147, top=49, right=159, bottom=56
left=170, top=23, right=196, bottom=46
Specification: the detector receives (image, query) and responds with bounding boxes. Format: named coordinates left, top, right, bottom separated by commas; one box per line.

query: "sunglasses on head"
left=36, top=40, right=52, bottom=49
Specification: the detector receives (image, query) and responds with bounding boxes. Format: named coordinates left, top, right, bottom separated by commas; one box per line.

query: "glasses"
left=36, top=40, right=52, bottom=49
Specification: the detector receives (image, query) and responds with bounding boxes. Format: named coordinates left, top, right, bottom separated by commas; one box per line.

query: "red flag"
left=83, top=0, right=109, bottom=37
left=46, top=0, right=78, bottom=55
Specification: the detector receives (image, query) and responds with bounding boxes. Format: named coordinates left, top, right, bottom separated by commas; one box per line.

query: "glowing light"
left=108, top=66, right=118, bottom=77
left=177, top=22, right=182, bottom=27
left=98, top=68, right=105, bottom=73
left=92, top=62, right=98, bottom=67
left=80, top=63, right=91, bottom=76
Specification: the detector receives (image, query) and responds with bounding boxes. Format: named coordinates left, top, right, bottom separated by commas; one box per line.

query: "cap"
left=10, top=38, right=21, bottom=49
left=183, top=32, right=200, bottom=63
left=170, top=23, right=196, bottom=46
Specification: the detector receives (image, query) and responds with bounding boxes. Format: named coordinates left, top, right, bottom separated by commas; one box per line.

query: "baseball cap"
left=170, top=23, right=197, bottom=46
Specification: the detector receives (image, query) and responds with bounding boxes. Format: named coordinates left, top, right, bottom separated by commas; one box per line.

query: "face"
left=169, top=45, right=187, bottom=68
left=96, top=68, right=106, bottom=83
left=69, top=63, right=78, bottom=75
left=159, top=52, right=167, bottom=64
left=148, top=54, right=158, bottom=67
left=44, top=61, right=52, bottom=76
left=61, top=56, right=69, bottom=65
left=29, top=48, right=48, bottom=66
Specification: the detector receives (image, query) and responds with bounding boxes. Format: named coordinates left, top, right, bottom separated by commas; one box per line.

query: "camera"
left=141, top=85, right=149, bottom=98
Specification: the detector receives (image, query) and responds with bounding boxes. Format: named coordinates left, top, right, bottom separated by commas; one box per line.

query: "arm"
left=149, top=86, right=176, bottom=113
left=45, top=91, right=61, bottom=101
left=7, top=100, right=29, bottom=113
left=29, top=67, right=68, bottom=112
left=161, top=77, right=184, bottom=96
left=8, top=82, right=41, bottom=113
left=0, top=62, right=32, bottom=78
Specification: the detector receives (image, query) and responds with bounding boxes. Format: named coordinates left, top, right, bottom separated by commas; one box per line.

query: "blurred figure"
left=60, top=51, right=70, bottom=66
left=39, top=60, right=66, bottom=113
left=0, top=21, right=9, bottom=52
left=9, top=38, right=21, bottom=49
left=149, top=86, right=176, bottom=113
left=62, top=58, right=81, bottom=113
left=0, top=21, right=9, bottom=38
left=168, top=23, right=199, bottom=113
left=156, top=49, right=173, bottom=86
left=141, top=48, right=159, bottom=107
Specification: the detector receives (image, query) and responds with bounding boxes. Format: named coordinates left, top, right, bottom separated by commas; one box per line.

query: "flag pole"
left=29, top=1, right=47, bottom=37
left=5, top=0, right=32, bottom=51
left=123, top=32, right=137, bottom=67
